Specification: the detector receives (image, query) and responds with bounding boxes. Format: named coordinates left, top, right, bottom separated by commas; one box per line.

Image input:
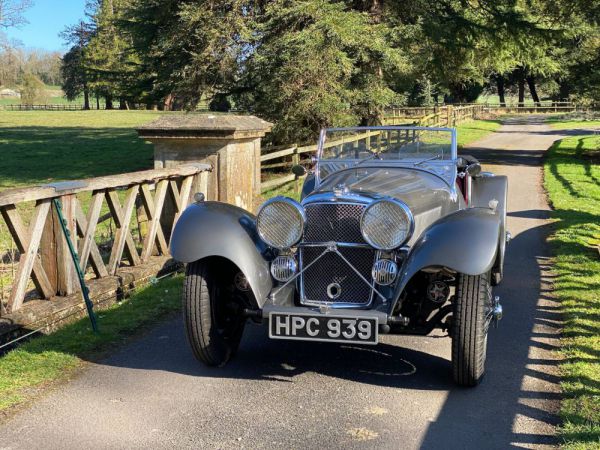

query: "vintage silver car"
left=171, top=126, right=508, bottom=386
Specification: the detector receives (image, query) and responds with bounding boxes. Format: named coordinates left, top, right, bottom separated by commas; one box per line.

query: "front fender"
left=391, top=207, right=501, bottom=310
left=170, top=201, right=273, bottom=306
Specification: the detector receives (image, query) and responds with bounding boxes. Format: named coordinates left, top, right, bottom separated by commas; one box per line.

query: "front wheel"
left=451, top=271, right=493, bottom=386
left=183, top=260, right=246, bottom=366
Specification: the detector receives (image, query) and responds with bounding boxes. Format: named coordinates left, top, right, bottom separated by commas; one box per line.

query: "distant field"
left=0, top=85, right=94, bottom=107
left=0, top=110, right=164, bottom=190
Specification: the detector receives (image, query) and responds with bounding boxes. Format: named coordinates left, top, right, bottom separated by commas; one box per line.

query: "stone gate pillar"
left=137, top=115, right=272, bottom=211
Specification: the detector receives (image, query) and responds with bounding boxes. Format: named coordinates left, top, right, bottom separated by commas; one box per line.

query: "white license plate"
left=268, top=312, right=378, bottom=345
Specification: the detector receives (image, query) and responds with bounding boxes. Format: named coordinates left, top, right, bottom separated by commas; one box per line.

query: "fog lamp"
left=270, top=255, right=298, bottom=282
left=372, top=259, right=398, bottom=286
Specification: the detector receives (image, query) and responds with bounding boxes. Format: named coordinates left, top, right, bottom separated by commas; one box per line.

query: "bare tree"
left=0, top=0, right=33, bottom=29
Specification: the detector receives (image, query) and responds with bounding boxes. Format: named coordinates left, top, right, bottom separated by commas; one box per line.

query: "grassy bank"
left=548, top=119, right=600, bottom=130
left=0, top=275, right=182, bottom=413
left=543, top=133, right=600, bottom=448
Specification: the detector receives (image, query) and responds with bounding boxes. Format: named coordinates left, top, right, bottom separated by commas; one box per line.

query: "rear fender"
left=170, top=202, right=273, bottom=307
left=390, top=207, right=501, bottom=311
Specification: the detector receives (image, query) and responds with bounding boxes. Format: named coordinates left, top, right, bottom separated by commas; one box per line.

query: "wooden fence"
left=0, top=104, right=89, bottom=111
left=385, top=101, right=579, bottom=118
left=260, top=130, right=392, bottom=192
left=0, top=164, right=211, bottom=317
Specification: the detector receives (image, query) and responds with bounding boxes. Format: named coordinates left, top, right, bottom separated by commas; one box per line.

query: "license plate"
left=269, top=312, right=378, bottom=345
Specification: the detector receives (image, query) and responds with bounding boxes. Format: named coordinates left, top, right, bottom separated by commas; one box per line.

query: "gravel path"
left=0, top=116, right=569, bottom=449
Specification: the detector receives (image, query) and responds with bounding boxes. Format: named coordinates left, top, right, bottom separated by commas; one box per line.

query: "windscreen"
left=319, top=127, right=454, bottom=163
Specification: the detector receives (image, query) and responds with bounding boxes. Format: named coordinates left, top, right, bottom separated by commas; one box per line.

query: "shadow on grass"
left=543, top=135, right=600, bottom=447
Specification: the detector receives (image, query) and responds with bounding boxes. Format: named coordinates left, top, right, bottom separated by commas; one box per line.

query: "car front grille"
left=300, top=202, right=376, bottom=307
left=304, top=203, right=366, bottom=243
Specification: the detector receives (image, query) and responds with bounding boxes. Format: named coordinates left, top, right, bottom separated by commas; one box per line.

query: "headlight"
left=256, top=197, right=306, bottom=249
left=270, top=255, right=298, bottom=282
left=360, top=199, right=413, bottom=250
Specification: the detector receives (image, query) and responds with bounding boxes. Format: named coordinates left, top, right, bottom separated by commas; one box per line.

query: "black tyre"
left=451, top=271, right=493, bottom=387
left=183, top=260, right=246, bottom=366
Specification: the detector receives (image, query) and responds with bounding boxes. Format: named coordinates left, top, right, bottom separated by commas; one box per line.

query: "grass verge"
left=548, top=119, right=600, bottom=130
left=0, top=274, right=182, bottom=413
left=455, top=119, right=502, bottom=147
left=543, top=133, right=600, bottom=449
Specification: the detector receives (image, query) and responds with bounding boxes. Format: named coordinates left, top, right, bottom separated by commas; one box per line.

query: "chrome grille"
left=304, top=203, right=366, bottom=243
left=300, top=202, right=376, bottom=307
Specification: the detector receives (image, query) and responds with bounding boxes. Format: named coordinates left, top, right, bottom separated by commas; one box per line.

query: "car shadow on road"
left=94, top=218, right=562, bottom=449
left=100, top=314, right=456, bottom=390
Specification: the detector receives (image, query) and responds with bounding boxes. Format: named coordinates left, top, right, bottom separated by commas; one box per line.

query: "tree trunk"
left=526, top=76, right=541, bottom=107
left=370, top=0, right=383, bottom=23
left=96, top=95, right=100, bottom=110
left=119, top=98, right=127, bottom=110
left=518, top=78, right=525, bottom=108
left=496, top=76, right=506, bottom=107
left=105, top=95, right=113, bottom=110
left=83, top=85, right=90, bottom=110
left=558, top=82, right=571, bottom=103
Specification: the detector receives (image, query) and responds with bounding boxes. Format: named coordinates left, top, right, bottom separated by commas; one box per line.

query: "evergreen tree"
left=241, top=0, right=409, bottom=142
left=60, top=20, right=94, bottom=109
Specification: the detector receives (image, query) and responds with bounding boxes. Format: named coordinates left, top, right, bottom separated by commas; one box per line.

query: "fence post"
left=40, top=194, right=78, bottom=297
left=446, top=106, right=454, bottom=127
left=292, top=147, right=300, bottom=194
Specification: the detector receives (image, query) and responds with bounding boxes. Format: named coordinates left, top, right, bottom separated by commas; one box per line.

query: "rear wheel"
left=183, top=260, right=246, bottom=366
left=451, top=271, right=493, bottom=386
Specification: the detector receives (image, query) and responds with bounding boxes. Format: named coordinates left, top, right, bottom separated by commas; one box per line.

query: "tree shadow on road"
left=418, top=220, right=562, bottom=449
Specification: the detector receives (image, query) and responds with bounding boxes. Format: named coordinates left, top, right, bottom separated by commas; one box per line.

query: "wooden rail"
left=260, top=131, right=386, bottom=192
left=0, top=164, right=211, bottom=316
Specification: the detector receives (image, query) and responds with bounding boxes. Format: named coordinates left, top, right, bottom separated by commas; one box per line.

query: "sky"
left=5, top=0, right=87, bottom=52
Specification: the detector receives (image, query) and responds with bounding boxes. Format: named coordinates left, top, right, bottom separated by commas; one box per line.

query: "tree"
left=85, top=0, right=141, bottom=109
left=20, top=72, right=48, bottom=104
left=0, top=0, right=32, bottom=29
left=61, top=45, right=90, bottom=108
left=60, top=20, right=94, bottom=109
left=240, top=0, right=408, bottom=142
left=120, top=0, right=250, bottom=110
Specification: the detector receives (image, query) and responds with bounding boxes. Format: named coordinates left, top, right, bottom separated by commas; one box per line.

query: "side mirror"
left=291, top=164, right=307, bottom=176
left=466, top=163, right=481, bottom=177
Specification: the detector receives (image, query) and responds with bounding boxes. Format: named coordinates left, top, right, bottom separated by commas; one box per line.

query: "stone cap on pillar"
left=137, top=114, right=273, bottom=140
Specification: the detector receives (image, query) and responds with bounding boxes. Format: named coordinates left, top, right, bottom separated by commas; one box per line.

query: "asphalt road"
left=0, top=117, right=568, bottom=449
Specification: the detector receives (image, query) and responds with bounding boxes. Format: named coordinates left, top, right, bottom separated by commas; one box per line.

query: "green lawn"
left=0, top=85, right=93, bottom=107
left=0, top=274, right=182, bottom=412
left=0, top=111, right=164, bottom=190
left=544, top=133, right=600, bottom=449
left=455, top=119, right=502, bottom=147
left=549, top=119, right=600, bottom=130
